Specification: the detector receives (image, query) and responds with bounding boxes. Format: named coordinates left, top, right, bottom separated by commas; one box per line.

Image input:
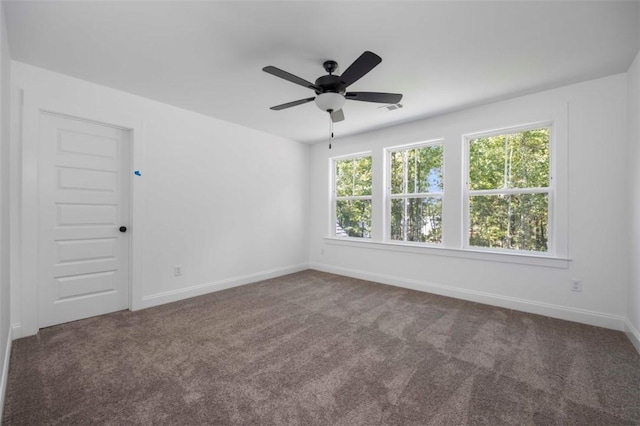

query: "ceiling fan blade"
left=339, top=51, right=382, bottom=88
left=330, top=109, right=345, bottom=123
left=270, top=97, right=316, bottom=111
left=345, top=92, right=403, bottom=104
left=263, top=66, right=322, bottom=92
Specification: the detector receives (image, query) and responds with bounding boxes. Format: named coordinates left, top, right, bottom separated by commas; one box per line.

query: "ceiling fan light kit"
left=314, top=92, right=345, bottom=113
left=262, top=51, right=403, bottom=124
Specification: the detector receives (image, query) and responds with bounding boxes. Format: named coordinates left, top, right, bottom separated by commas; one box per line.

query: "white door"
left=37, top=112, right=130, bottom=328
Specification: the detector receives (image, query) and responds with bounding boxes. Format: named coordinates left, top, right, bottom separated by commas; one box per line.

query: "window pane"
left=335, top=156, right=372, bottom=197
left=390, top=151, right=404, bottom=194
left=469, top=193, right=548, bottom=251
left=390, top=197, right=442, bottom=243
left=410, top=145, right=444, bottom=193
left=353, top=156, right=372, bottom=196
left=508, top=129, right=550, bottom=188
left=391, top=145, right=443, bottom=195
left=469, top=135, right=506, bottom=190
left=469, top=128, right=549, bottom=190
left=335, top=159, right=353, bottom=197
left=336, top=199, right=372, bottom=238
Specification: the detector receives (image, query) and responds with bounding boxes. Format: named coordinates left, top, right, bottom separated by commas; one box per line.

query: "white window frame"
left=384, top=139, right=445, bottom=244
left=331, top=152, right=373, bottom=239
left=463, top=121, right=555, bottom=255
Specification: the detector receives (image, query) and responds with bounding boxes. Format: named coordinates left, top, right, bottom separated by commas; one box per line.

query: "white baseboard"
left=9, top=324, right=22, bottom=340
left=625, top=319, right=640, bottom=355
left=139, top=263, right=309, bottom=310
left=0, top=325, right=13, bottom=422
left=309, top=262, right=627, bottom=332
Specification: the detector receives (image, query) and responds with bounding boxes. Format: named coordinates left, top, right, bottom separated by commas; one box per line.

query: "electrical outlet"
left=321, top=249, right=325, bottom=255
left=174, top=265, right=182, bottom=276
left=571, top=280, right=582, bottom=292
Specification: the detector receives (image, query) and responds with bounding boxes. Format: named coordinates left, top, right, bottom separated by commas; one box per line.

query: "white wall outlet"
left=174, top=265, right=182, bottom=276
left=321, top=249, right=324, bottom=255
left=571, top=279, right=582, bottom=292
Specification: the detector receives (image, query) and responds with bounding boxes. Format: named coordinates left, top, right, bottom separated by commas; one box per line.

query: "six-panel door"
left=38, top=112, right=130, bottom=328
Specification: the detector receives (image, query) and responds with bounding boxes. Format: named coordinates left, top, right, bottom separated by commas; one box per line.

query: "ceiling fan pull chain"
left=329, top=113, right=333, bottom=149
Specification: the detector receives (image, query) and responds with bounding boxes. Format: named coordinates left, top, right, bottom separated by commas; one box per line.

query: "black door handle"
left=119, top=226, right=127, bottom=233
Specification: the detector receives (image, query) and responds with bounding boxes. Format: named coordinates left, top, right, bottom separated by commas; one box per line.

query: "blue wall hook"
left=134, top=170, right=141, bottom=176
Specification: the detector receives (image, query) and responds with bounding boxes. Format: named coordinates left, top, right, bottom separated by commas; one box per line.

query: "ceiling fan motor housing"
left=314, top=74, right=345, bottom=95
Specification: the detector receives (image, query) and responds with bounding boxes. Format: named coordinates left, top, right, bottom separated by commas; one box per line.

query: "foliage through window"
left=467, top=127, right=550, bottom=252
left=389, top=143, right=444, bottom=243
left=334, top=155, right=372, bottom=238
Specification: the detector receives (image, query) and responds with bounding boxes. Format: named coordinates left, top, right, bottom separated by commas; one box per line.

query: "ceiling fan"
left=262, top=51, right=402, bottom=123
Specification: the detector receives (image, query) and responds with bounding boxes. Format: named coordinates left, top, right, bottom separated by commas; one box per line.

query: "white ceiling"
left=4, top=1, right=640, bottom=144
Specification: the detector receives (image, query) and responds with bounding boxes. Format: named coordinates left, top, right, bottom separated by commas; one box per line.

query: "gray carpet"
left=3, top=270, right=640, bottom=425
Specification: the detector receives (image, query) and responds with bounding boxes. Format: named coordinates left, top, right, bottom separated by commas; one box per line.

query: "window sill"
left=323, top=237, right=570, bottom=269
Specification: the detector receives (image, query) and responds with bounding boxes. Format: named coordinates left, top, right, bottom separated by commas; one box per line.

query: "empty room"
left=0, top=0, right=639, bottom=424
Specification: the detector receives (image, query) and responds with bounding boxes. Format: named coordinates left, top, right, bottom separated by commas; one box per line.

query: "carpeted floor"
left=3, top=270, right=640, bottom=425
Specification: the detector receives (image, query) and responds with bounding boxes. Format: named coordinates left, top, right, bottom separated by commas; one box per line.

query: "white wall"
left=309, top=74, right=629, bottom=331
left=0, top=0, right=11, bottom=416
left=11, top=61, right=310, bottom=337
left=628, top=49, right=640, bottom=351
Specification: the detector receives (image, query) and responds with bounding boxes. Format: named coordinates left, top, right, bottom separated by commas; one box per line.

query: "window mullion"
left=390, top=192, right=443, bottom=199
left=336, top=195, right=373, bottom=201
left=469, top=187, right=549, bottom=196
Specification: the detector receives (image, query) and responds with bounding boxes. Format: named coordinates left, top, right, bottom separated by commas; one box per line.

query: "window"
left=388, top=142, right=444, bottom=243
left=326, top=114, right=566, bottom=266
left=466, top=126, right=551, bottom=252
left=334, top=154, right=372, bottom=238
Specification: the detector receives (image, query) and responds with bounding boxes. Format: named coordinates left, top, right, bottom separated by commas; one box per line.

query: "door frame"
left=17, top=90, right=145, bottom=337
